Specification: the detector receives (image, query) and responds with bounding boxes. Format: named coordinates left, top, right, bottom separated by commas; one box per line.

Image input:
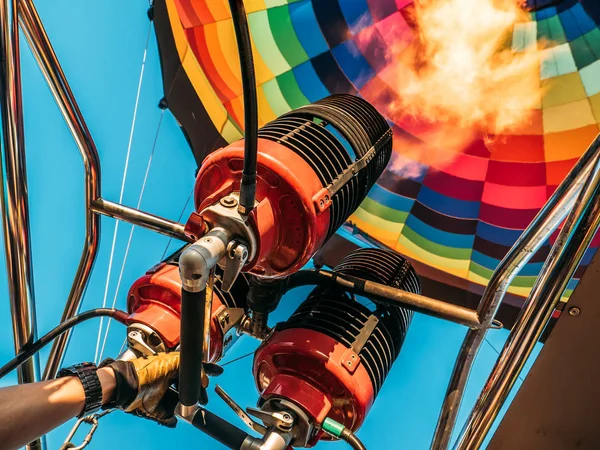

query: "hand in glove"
left=100, top=352, right=222, bottom=427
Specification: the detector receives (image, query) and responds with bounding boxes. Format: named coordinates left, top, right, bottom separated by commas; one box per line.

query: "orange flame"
left=361, top=0, right=543, bottom=177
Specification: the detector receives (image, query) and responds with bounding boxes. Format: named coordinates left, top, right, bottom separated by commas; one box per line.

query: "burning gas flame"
left=360, top=0, right=543, bottom=177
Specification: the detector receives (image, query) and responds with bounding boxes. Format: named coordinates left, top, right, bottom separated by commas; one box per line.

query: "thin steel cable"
left=94, top=22, right=152, bottom=363
left=484, top=335, right=525, bottom=383
left=118, top=337, right=127, bottom=356
left=159, top=186, right=193, bottom=260
left=98, top=110, right=165, bottom=362
left=221, top=350, right=255, bottom=367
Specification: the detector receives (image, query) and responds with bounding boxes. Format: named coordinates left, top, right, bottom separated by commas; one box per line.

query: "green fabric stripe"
left=570, top=34, right=597, bottom=69
left=584, top=28, right=600, bottom=59
left=276, top=70, right=309, bottom=109
left=268, top=6, right=309, bottom=68
left=537, top=16, right=567, bottom=45
left=361, top=197, right=408, bottom=223
left=402, top=226, right=471, bottom=260
left=470, top=262, right=537, bottom=288
left=262, top=78, right=292, bottom=116
left=248, top=11, right=290, bottom=76
left=469, top=262, right=493, bottom=282
left=265, top=0, right=287, bottom=6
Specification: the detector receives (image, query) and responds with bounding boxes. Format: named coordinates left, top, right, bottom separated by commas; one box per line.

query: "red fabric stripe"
left=174, top=0, right=205, bottom=28
left=423, top=171, right=484, bottom=202
left=486, top=160, right=546, bottom=187
left=186, top=27, right=236, bottom=103
left=479, top=203, right=539, bottom=229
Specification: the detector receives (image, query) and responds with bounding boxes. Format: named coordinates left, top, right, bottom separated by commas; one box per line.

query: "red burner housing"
left=127, top=262, right=229, bottom=362
left=253, top=328, right=375, bottom=440
left=193, top=138, right=330, bottom=278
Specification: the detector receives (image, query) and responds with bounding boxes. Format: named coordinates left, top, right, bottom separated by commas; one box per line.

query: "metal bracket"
left=313, top=128, right=392, bottom=213
left=126, top=323, right=166, bottom=356
left=222, top=240, right=249, bottom=293
left=341, top=315, right=379, bottom=374
left=215, top=306, right=246, bottom=353
left=215, top=385, right=268, bottom=435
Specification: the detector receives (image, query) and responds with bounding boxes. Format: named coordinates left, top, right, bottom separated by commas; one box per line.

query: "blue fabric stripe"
left=580, top=246, right=596, bottom=265
left=567, top=278, right=579, bottom=291
left=417, top=185, right=480, bottom=219
left=289, top=2, right=329, bottom=58
left=369, top=183, right=414, bottom=212
left=536, top=6, right=557, bottom=20
left=338, top=0, right=372, bottom=34
left=560, top=4, right=597, bottom=41
left=292, top=60, right=331, bottom=102
left=471, top=251, right=545, bottom=276
left=326, top=125, right=357, bottom=160
left=470, top=251, right=500, bottom=271
left=475, top=221, right=524, bottom=247
left=331, top=40, right=375, bottom=88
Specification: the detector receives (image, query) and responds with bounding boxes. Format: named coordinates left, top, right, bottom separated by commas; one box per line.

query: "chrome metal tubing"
left=91, top=198, right=192, bottom=242
left=0, top=0, right=44, bottom=448
left=455, top=141, right=600, bottom=450
left=286, top=270, right=481, bottom=329
left=431, top=133, right=600, bottom=450
left=18, top=0, right=102, bottom=380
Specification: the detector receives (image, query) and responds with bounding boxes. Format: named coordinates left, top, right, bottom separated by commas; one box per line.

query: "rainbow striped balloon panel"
left=167, top=0, right=600, bottom=303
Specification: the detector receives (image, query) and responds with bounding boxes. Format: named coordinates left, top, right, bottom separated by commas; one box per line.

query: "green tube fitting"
left=323, top=418, right=346, bottom=438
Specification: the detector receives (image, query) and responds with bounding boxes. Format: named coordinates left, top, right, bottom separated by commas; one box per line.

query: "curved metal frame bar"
left=454, top=137, right=600, bottom=449
left=431, top=133, right=600, bottom=449
left=17, top=0, right=102, bottom=380
left=0, top=0, right=44, bottom=448
left=16, top=0, right=191, bottom=380
left=4, top=1, right=600, bottom=449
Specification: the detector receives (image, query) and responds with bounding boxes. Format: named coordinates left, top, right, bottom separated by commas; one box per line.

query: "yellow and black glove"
left=100, top=352, right=222, bottom=428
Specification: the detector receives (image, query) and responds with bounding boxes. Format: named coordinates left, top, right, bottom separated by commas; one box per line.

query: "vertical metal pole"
left=17, top=0, right=102, bottom=379
left=430, top=134, right=600, bottom=450
left=0, top=0, right=45, bottom=449
left=454, top=149, right=600, bottom=449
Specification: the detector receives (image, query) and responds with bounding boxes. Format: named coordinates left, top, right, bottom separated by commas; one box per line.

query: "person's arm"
left=0, top=367, right=116, bottom=450
left=0, top=352, right=187, bottom=450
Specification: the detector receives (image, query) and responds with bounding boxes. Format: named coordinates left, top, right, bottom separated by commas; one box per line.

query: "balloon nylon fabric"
left=152, top=0, right=600, bottom=308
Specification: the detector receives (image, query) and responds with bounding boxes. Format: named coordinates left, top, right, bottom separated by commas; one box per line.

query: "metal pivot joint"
left=216, top=385, right=295, bottom=450
left=179, top=227, right=231, bottom=293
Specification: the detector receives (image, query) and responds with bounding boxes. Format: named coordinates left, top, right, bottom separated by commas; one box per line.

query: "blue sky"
left=0, top=1, right=541, bottom=449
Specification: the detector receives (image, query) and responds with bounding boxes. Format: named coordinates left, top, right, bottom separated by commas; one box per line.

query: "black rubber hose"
left=228, top=0, right=258, bottom=215
left=191, top=407, right=251, bottom=449
left=340, top=429, right=367, bottom=450
left=0, top=308, right=129, bottom=380
left=178, top=287, right=207, bottom=406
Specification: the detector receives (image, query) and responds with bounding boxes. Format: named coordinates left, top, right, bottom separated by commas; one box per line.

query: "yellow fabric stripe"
left=397, top=234, right=470, bottom=278
left=166, top=0, right=228, bottom=133
left=350, top=209, right=403, bottom=249
left=214, top=17, right=274, bottom=88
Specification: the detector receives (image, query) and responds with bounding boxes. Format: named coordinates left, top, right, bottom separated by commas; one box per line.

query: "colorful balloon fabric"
left=153, top=0, right=600, bottom=306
